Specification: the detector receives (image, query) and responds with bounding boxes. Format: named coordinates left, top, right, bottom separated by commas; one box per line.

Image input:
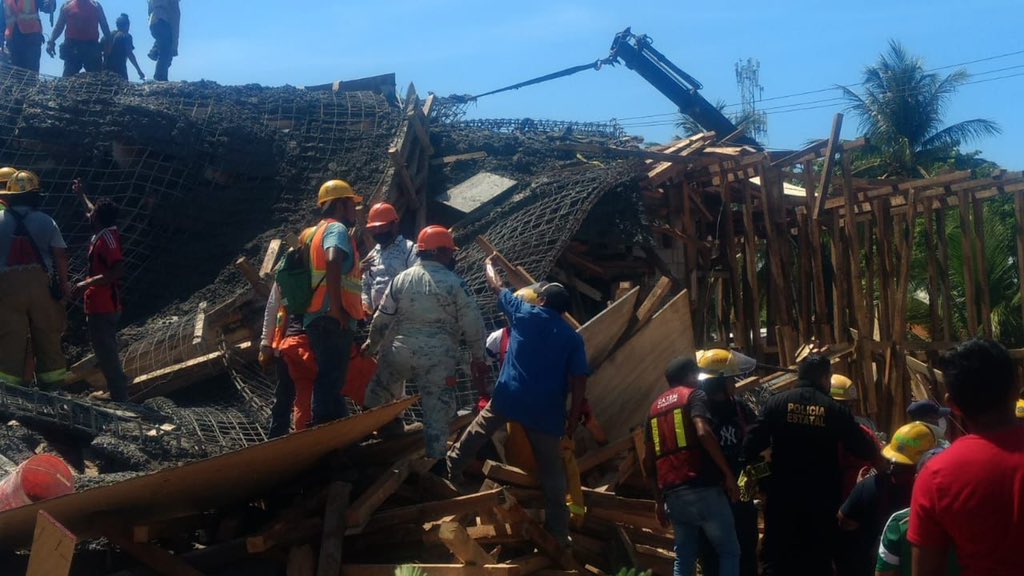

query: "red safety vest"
left=4, top=0, right=43, bottom=38
left=301, top=219, right=364, bottom=322
left=648, top=386, right=703, bottom=492
left=65, top=0, right=100, bottom=42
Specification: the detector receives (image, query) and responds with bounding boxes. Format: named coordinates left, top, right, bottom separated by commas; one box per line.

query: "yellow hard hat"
left=830, top=374, right=858, bottom=402
left=883, top=421, right=938, bottom=466
left=317, top=179, right=362, bottom=207
left=696, top=348, right=756, bottom=379
left=514, top=282, right=546, bottom=305
left=0, top=167, right=17, bottom=184
left=1016, top=399, right=1024, bottom=419
left=4, top=170, right=41, bottom=194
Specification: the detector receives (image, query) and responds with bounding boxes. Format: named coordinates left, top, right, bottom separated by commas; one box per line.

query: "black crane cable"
left=456, top=59, right=613, bottom=102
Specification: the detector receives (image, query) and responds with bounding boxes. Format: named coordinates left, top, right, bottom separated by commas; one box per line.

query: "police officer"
left=362, top=225, right=488, bottom=459
left=743, top=355, right=883, bottom=576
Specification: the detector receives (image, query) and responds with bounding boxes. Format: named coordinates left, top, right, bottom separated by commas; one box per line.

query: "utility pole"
left=735, top=58, right=768, bottom=143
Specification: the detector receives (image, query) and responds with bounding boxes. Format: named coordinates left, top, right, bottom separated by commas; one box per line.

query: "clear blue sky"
left=38, top=0, right=1023, bottom=168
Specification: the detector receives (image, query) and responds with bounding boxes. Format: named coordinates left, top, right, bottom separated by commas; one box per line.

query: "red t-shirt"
left=909, top=423, right=1024, bottom=575
left=84, top=227, right=124, bottom=315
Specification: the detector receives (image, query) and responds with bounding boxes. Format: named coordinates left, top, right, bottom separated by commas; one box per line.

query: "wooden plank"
left=577, top=287, right=639, bottom=370
left=289, top=545, right=317, bottom=576
left=483, top=460, right=539, bottom=488
left=345, top=459, right=413, bottom=532
left=259, top=239, right=284, bottom=280
left=841, top=155, right=875, bottom=418
left=362, top=488, right=503, bottom=532
left=923, top=205, right=942, bottom=341
left=581, top=489, right=665, bottom=533
left=0, top=399, right=416, bottom=549
left=576, top=434, right=634, bottom=474
left=812, top=113, right=843, bottom=220
left=935, top=208, right=954, bottom=341
left=740, top=178, right=762, bottom=358
left=234, top=256, right=270, bottom=298
left=893, top=189, right=918, bottom=343
left=438, top=521, right=496, bottom=566
left=586, top=291, right=695, bottom=441
left=341, top=564, right=519, bottom=576
left=26, top=511, right=76, bottom=576
left=494, top=490, right=582, bottom=572
left=958, top=189, right=980, bottom=336
left=431, top=151, right=489, bottom=165
left=719, top=178, right=749, bottom=350
left=318, top=481, right=352, bottom=576
left=634, top=277, right=673, bottom=331
left=972, top=198, right=993, bottom=338
left=506, top=554, right=552, bottom=576
left=104, top=526, right=204, bottom=576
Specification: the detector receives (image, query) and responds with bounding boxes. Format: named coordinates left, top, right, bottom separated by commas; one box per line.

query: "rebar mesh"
left=450, top=118, right=625, bottom=140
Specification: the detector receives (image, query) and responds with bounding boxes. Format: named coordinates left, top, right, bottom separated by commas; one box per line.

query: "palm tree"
left=676, top=99, right=756, bottom=139
left=840, top=40, right=1001, bottom=178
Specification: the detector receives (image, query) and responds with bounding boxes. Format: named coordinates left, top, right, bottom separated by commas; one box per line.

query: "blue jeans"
left=665, top=485, right=740, bottom=576
left=307, top=316, right=352, bottom=427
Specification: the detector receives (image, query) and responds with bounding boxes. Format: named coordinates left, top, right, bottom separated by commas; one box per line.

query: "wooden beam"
left=27, top=511, right=76, bottom=576
left=259, top=239, right=284, bottom=280
left=483, top=460, right=539, bottom=488
left=812, top=113, right=843, bottom=220
left=104, top=526, right=204, bottom=576
left=346, top=459, right=413, bottom=532
left=740, top=178, right=762, bottom=358
left=234, top=256, right=270, bottom=299
left=972, top=198, right=993, bottom=338
left=494, top=490, right=582, bottom=572
left=576, top=434, right=634, bottom=474
left=317, top=481, right=352, bottom=576
left=341, top=564, right=519, bottom=576
left=431, top=151, right=488, bottom=165
left=438, top=521, right=496, bottom=566
left=719, top=178, right=749, bottom=350
left=362, top=488, right=503, bottom=532
left=893, top=189, right=918, bottom=343
left=958, top=189, right=980, bottom=336
left=633, top=276, right=672, bottom=331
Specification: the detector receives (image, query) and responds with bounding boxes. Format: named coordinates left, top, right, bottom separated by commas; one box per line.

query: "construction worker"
left=743, top=355, right=883, bottom=576
left=832, top=374, right=885, bottom=500
left=259, top=282, right=316, bottom=437
left=910, top=339, right=1024, bottom=575
left=72, top=180, right=129, bottom=402
left=3, top=0, right=56, bottom=73
left=0, top=170, right=71, bottom=387
left=447, top=258, right=587, bottom=546
left=46, top=0, right=110, bottom=77
left=360, top=202, right=417, bottom=316
left=103, top=13, right=144, bottom=81
left=301, top=179, right=364, bottom=427
left=147, top=0, right=179, bottom=81
left=643, top=357, right=741, bottom=576
left=0, top=167, right=17, bottom=210
left=837, top=422, right=939, bottom=576
left=363, top=226, right=487, bottom=459
left=874, top=447, right=960, bottom=576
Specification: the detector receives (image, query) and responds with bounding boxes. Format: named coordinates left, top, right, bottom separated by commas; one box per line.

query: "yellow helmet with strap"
left=883, top=421, right=939, bottom=465
left=830, top=374, right=857, bottom=401
left=696, top=348, right=756, bottom=379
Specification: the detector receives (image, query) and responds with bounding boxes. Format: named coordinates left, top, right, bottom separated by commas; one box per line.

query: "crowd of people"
left=2, top=168, right=1022, bottom=575
left=1, top=0, right=180, bottom=81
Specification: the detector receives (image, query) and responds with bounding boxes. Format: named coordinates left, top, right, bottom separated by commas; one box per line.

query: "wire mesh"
left=450, top=118, right=625, bottom=140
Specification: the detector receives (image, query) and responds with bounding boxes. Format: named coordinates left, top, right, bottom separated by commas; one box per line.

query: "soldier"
left=360, top=202, right=417, bottom=316
left=362, top=225, right=488, bottom=459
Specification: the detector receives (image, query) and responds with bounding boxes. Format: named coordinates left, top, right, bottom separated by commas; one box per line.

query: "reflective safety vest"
left=4, top=0, right=43, bottom=38
left=648, top=386, right=703, bottom=492
left=301, top=219, right=364, bottom=322
left=65, top=0, right=101, bottom=42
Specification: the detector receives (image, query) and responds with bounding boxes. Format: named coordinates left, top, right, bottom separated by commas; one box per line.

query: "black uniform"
left=743, top=380, right=880, bottom=576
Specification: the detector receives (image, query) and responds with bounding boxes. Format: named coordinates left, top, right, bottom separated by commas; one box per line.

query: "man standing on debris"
left=363, top=226, right=487, bottom=459
left=643, top=358, right=741, bottom=576
left=743, top=355, right=883, bottom=576
left=46, top=0, right=110, bottom=77
left=260, top=281, right=316, bottom=437
left=147, top=0, right=178, bottom=81
left=3, top=0, right=56, bottom=73
left=910, top=338, right=1024, bottom=576
left=360, top=202, right=417, bottom=316
left=72, top=180, right=129, bottom=402
left=0, top=170, right=71, bottom=388
left=446, top=258, right=587, bottom=545
left=301, top=179, right=364, bottom=427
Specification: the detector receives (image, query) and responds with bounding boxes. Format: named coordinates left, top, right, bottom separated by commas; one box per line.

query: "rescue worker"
left=832, top=374, right=885, bottom=500
left=301, top=179, right=364, bottom=427
left=906, top=399, right=952, bottom=445
left=838, top=421, right=939, bottom=576
left=447, top=258, right=587, bottom=546
left=260, top=282, right=316, bottom=437
left=3, top=0, right=56, bottom=73
left=0, top=170, right=71, bottom=388
left=643, top=357, right=741, bottom=576
left=363, top=225, right=487, bottom=459
left=46, top=0, right=110, bottom=77
left=832, top=374, right=880, bottom=434
left=743, top=355, right=883, bottom=576
left=147, top=0, right=179, bottom=81
left=72, top=181, right=129, bottom=402
left=0, top=167, right=17, bottom=210
left=360, top=202, right=417, bottom=316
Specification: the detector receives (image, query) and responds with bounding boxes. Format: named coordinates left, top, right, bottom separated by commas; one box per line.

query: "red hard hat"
left=366, top=202, right=399, bottom=229
left=416, top=225, right=458, bottom=252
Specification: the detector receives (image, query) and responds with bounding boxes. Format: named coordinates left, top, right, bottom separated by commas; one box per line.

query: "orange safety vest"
left=648, top=386, right=703, bottom=492
left=4, top=0, right=43, bottom=38
left=301, top=219, right=364, bottom=322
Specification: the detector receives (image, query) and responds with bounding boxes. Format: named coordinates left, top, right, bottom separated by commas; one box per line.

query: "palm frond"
left=921, top=119, right=1002, bottom=151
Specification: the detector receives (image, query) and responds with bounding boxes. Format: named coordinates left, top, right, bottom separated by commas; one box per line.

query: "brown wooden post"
left=741, top=178, right=762, bottom=359
left=842, top=154, right=877, bottom=420
left=957, top=189, right=980, bottom=336
left=972, top=198, right=993, bottom=338
left=935, top=207, right=955, bottom=341
left=719, top=176, right=749, bottom=350
left=923, top=204, right=942, bottom=342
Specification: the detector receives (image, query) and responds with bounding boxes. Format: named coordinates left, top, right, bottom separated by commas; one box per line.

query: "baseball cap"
left=538, top=282, right=570, bottom=313
left=906, top=400, right=952, bottom=420
left=883, top=421, right=939, bottom=466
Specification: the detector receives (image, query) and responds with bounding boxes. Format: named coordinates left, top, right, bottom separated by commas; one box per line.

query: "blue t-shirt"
left=490, top=289, right=589, bottom=436
left=303, top=221, right=354, bottom=328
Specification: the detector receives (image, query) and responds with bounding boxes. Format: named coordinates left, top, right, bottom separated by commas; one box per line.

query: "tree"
left=676, top=99, right=755, bottom=139
left=840, top=40, right=1001, bottom=178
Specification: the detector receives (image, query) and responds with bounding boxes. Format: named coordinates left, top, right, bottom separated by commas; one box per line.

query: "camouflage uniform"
left=361, top=235, right=418, bottom=313
left=365, top=260, right=486, bottom=458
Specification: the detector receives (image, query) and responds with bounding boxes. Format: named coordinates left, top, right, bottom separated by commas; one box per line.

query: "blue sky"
left=38, top=0, right=1023, bottom=168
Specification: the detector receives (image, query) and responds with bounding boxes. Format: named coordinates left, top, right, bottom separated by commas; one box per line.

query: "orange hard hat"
left=416, top=225, right=458, bottom=252
left=367, top=202, right=399, bottom=229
